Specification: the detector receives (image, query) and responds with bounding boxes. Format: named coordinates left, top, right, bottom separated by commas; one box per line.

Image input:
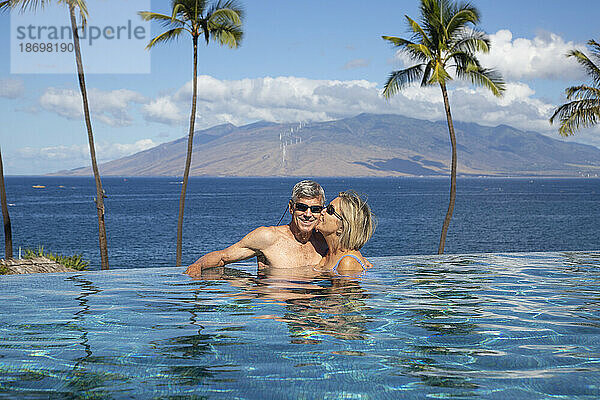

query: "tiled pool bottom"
left=1, top=252, right=599, bottom=399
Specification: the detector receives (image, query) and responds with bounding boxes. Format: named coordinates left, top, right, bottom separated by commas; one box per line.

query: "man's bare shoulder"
left=243, top=225, right=288, bottom=248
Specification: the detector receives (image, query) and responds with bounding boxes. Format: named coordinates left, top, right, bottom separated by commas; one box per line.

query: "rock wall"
left=0, top=257, right=78, bottom=274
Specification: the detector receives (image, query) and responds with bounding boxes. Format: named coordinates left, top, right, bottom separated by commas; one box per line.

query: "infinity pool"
left=1, top=252, right=599, bottom=399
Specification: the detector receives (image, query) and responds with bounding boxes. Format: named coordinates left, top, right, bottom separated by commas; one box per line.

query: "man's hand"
left=184, top=262, right=203, bottom=277
left=185, top=251, right=226, bottom=276
left=185, top=264, right=225, bottom=279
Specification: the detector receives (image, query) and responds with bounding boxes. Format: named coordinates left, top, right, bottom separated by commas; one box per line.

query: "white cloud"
left=0, top=78, right=25, bottom=99
left=102, top=139, right=157, bottom=159
left=17, top=139, right=157, bottom=162
left=141, top=96, right=185, bottom=126
left=446, top=82, right=556, bottom=133
left=17, top=144, right=88, bottom=161
left=147, top=75, right=384, bottom=128
left=141, top=75, right=562, bottom=140
left=39, top=88, right=146, bottom=126
left=480, top=30, right=585, bottom=80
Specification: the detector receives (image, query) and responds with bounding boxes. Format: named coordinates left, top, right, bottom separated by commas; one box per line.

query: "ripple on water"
left=0, top=252, right=599, bottom=399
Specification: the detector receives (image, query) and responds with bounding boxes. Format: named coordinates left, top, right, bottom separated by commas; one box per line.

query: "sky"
left=1, top=0, right=599, bottom=175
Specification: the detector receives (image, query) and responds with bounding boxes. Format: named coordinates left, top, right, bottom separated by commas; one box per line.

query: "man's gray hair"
left=291, top=180, right=325, bottom=204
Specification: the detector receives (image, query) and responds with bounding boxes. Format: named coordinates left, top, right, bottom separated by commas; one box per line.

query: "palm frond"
left=428, top=61, right=452, bottom=85
left=146, top=27, right=185, bottom=49
left=209, top=21, right=242, bottom=48
left=550, top=99, right=600, bottom=136
left=421, top=61, right=434, bottom=86
left=405, top=15, right=432, bottom=48
left=61, top=0, right=88, bottom=20
left=419, top=0, right=448, bottom=45
left=568, top=49, right=600, bottom=87
left=172, top=0, right=203, bottom=22
left=207, top=0, right=243, bottom=24
left=3, top=0, right=87, bottom=20
left=588, top=39, right=600, bottom=62
left=382, top=64, right=425, bottom=99
left=171, top=1, right=186, bottom=19
left=4, top=0, right=49, bottom=13
left=406, top=43, right=434, bottom=61
left=457, top=63, right=505, bottom=96
left=449, top=49, right=478, bottom=70
left=139, top=11, right=186, bottom=29
left=2, top=0, right=50, bottom=13
left=565, top=85, right=600, bottom=100
left=139, top=11, right=174, bottom=22
left=450, top=28, right=490, bottom=54
left=446, top=6, right=479, bottom=36
left=419, top=0, right=440, bottom=33
left=382, top=35, right=413, bottom=48
left=402, top=40, right=433, bottom=64
left=210, top=8, right=242, bottom=26
left=551, top=39, right=600, bottom=135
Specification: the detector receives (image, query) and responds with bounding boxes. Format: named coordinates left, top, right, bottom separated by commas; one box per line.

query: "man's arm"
left=185, top=226, right=276, bottom=276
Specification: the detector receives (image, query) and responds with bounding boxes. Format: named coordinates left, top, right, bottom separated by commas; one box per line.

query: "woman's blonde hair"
left=336, top=191, right=376, bottom=250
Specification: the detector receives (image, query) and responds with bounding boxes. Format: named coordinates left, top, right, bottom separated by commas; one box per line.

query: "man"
left=185, top=180, right=328, bottom=277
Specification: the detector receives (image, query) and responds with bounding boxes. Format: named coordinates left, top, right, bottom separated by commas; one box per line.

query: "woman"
left=314, top=191, right=376, bottom=276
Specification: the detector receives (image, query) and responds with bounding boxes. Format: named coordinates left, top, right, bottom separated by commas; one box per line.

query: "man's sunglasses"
left=294, top=202, right=325, bottom=213
left=326, top=204, right=343, bottom=220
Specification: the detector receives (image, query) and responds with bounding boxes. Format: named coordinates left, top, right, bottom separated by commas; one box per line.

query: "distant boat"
left=8, top=203, right=15, bottom=206
left=32, top=185, right=46, bottom=189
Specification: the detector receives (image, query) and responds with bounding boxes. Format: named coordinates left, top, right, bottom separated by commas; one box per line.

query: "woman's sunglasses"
left=326, top=204, right=343, bottom=220
left=294, top=202, right=325, bottom=213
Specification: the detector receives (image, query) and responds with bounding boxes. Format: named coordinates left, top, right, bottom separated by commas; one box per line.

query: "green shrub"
left=23, top=246, right=89, bottom=271
left=0, top=265, right=9, bottom=275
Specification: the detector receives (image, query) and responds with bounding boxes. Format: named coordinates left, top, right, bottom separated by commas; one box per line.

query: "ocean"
left=2, top=176, right=599, bottom=269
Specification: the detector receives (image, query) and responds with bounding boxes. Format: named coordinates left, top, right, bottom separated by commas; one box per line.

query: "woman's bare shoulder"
left=337, top=255, right=363, bottom=269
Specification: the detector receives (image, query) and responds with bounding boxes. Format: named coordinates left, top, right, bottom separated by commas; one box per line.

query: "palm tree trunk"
left=438, top=82, right=457, bottom=255
left=0, top=146, right=13, bottom=260
left=176, top=36, right=199, bottom=267
left=69, top=4, right=109, bottom=270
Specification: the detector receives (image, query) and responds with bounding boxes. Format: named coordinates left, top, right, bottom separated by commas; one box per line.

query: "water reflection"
left=1, top=252, right=599, bottom=398
left=153, top=266, right=373, bottom=386
left=169, top=260, right=494, bottom=394
left=208, top=266, right=371, bottom=342
left=393, top=257, right=491, bottom=392
left=63, top=274, right=118, bottom=398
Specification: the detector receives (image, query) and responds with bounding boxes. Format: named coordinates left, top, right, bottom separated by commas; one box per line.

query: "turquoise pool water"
left=1, top=252, right=599, bottom=399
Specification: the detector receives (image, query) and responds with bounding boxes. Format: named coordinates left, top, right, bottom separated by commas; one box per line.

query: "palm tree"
left=381, top=0, right=505, bottom=254
left=0, top=3, right=13, bottom=260
left=2, top=0, right=109, bottom=269
left=0, top=146, right=12, bottom=260
left=550, top=40, right=600, bottom=136
left=140, top=0, right=243, bottom=267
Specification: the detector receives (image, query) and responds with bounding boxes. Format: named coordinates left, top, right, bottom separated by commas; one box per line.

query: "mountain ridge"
left=50, top=113, right=600, bottom=177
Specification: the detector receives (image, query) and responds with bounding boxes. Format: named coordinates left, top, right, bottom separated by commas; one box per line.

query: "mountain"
left=52, top=113, right=600, bottom=177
